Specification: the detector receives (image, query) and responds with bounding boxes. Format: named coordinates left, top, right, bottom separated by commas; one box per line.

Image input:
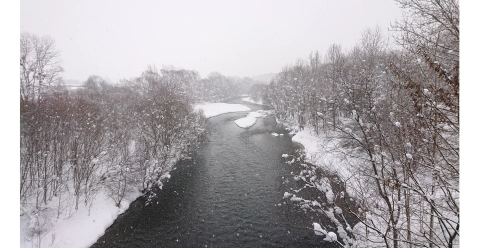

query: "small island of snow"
left=194, top=102, right=250, bottom=118
left=234, top=110, right=268, bottom=128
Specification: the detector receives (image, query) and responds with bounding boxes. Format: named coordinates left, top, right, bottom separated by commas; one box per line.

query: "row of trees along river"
left=261, top=0, right=459, bottom=247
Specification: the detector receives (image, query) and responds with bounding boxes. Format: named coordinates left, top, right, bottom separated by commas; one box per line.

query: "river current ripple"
left=92, top=99, right=339, bottom=248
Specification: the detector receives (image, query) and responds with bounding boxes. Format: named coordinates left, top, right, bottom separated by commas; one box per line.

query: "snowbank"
left=20, top=189, right=142, bottom=248
left=241, top=97, right=263, bottom=105
left=194, top=102, right=250, bottom=118
left=234, top=110, right=268, bottom=128
left=291, top=127, right=353, bottom=181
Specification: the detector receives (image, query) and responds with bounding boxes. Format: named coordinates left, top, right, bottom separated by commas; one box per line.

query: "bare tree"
left=20, top=33, right=64, bottom=104
left=324, top=44, right=346, bottom=130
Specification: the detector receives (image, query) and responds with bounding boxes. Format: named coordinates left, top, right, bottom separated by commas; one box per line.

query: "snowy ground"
left=20, top=188, right=142, bottom=248
left=194, top=102, right=250, bottom=118
left=234, top=110, right=268, bottom=128
left=290, top=127, right=356, bottom=182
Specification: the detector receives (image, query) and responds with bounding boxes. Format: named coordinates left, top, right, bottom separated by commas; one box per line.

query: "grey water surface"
left=92, top=100, right=343, bottom=248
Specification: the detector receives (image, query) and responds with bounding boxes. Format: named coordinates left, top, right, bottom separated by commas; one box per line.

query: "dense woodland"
left=264, top=0, right=459, bottom=247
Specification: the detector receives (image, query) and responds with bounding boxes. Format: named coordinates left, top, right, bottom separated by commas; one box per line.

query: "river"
left=92, top=99, right=344, bottom=247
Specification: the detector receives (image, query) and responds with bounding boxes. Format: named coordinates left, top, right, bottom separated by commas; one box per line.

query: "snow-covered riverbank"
left=290, top=127, right=356, bottom=183
left=20, top=188, right=142, bottom=248
left=194, top=102, right=250, bottom=118
left=278, top=120, right=367, bottom=245
left=20, top=102, right=251, bottom=248
left=278, top=118, right=457, bottom=247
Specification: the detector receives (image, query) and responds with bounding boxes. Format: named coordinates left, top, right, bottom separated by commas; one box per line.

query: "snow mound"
left=194, top=102, right=250, bottom=118
left=234, top=110, right=268, bottom=128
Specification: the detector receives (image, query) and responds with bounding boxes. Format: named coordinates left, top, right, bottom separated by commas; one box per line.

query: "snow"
left=288, top=127, right=358, bottom=187
left=20, top=188, right=142, bottom=248
left=241, top=96, right=263, bottom=105
left=325, top=189, right=334, bottom=204
left=313, top=222, right=327, bottom=235
left=290, top=195, right=303, bottom=202
left=283, top=192, right=293, bottom=199
left=324, top=232, right=337, bottom=242
left=234, top=110, right=268, bottom=128
left=334, top=206, right=343, bottom=215
left=443, top=125, right=453, bottom=131
left=292, top=128, right=338, bottom=169
left=194, top=102, right=250, bottom=118
left=160, top=172, right=171, bottom=180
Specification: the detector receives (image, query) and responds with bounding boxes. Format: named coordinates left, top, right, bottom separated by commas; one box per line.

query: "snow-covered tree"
left=263, top=1, right=459, bottom=244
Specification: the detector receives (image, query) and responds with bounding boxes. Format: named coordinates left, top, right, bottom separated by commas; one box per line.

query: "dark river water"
left=92, top=99, right=348, bottom=248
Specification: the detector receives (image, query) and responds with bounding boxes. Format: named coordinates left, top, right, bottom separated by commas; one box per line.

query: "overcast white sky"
left=21, top=0, right=402, bottom=83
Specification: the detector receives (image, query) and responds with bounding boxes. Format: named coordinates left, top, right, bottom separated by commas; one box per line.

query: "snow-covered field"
left=234, top=110, right=268, bottom=128
left=194, top=102, right=250, bottom=118
left=20, top=189, right=142, bottom=248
